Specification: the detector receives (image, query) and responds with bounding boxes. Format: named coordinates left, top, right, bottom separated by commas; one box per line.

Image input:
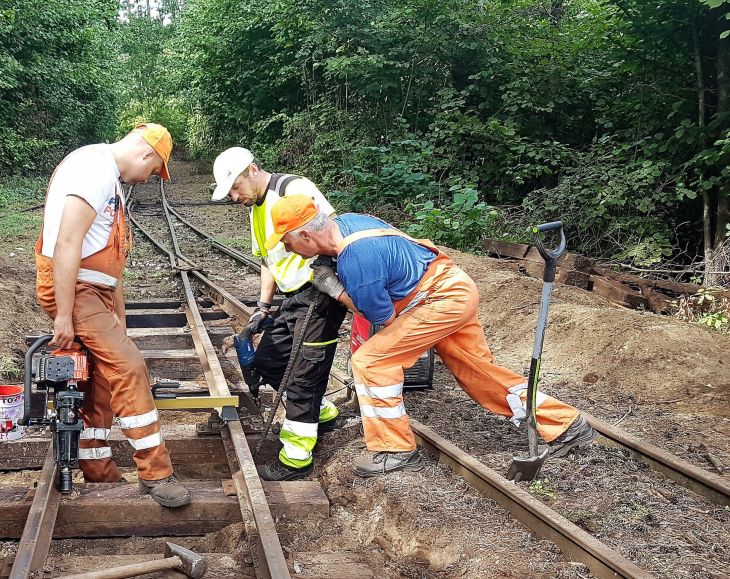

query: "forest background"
left=1, top=0, right=729, bottom=287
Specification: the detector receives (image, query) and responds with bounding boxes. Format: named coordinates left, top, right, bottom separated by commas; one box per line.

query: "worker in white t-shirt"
left=35, top=124, right=190, bottom=508
left=210, top=147, right=348, bottom=481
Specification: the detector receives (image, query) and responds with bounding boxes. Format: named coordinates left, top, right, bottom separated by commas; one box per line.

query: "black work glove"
left=311, top=264, right=345, bottom=301
left=246, top=302, right=272, bottom=334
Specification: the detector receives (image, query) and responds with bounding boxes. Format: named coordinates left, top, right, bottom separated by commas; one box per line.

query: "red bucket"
left=0, top=385, right=25, bottom=441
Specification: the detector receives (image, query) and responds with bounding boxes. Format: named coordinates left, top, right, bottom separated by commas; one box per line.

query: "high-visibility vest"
left=250, top=173, right=317, bottom=293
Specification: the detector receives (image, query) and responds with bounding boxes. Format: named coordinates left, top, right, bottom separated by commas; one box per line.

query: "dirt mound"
left=0, top=255, right=49, bottom=381
left=448, top=250, right=730, bottom=417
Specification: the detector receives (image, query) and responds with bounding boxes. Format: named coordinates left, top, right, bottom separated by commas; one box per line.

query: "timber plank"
left=0, top=436, right=228, bottom=470
left=248, top=480, right=329, bottom=519
left=483, top=239, right=531, bottom=259
left=591, top=276, right=649, bottom=309
left=142, top=349, right=203, bottom=380
left=0, top=482, right=241, bottom=539
left=129, top=326, right=232, bottom=350
left=126, top=310, right=228, bottom=328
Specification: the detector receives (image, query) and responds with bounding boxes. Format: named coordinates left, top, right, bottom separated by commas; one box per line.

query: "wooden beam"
left=142, top=349, right=202, bottom=380
left=0, top=436, right=229, bottom=470
left=590, top=276, right=649, bottom=309
left=262, top=481, right=329, bottom=519
left=128, top=326, right=231, bottom=350
left=126, top=310, right=228, bottom=329
left=0, top=482, right=242, bottom=539
left=483, top=239, right=531, bottom=259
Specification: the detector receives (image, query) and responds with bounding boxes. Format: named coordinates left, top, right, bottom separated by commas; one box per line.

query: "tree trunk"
left=692, top=18, right=716, bottom=284
left=710, top=8, right=730, bottom=286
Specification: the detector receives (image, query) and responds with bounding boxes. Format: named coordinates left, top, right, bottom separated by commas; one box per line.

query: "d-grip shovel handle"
left=18, top=334, right=53, bottom=426
left=532, top=221, right=566, bottom=283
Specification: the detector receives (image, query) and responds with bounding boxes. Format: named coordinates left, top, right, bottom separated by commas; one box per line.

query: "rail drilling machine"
left=18, top=334, right=87, bottom=494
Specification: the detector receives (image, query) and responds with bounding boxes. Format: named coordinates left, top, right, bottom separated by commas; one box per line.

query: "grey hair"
left=290, top=212, right=329, bottom=237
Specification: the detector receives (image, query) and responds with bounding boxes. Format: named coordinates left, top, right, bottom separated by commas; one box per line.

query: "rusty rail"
left=9, top=444, right=60, bottom=578
left=127, top=182, right=291, bottom=579
left=584, top=412, right=730, bottom=507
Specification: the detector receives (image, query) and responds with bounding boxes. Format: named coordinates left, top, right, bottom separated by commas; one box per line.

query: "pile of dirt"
left=448, top=250, right=730, bottom=418
left=0, top=255, right=50, bottom=382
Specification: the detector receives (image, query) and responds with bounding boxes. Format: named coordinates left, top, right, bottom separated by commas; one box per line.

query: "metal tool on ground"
left=18, top=334, right=87, bottom=494
left=55, top=542, right=206, bottom=579
left=507, top=221, right=566, bottom=483
left=254, top=292, right=319, bottom=458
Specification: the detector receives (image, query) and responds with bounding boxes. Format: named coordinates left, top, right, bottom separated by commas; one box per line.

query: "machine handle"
left=532, top=221, right=567, bottom=282
left=19, top=334, right=53, bottom=425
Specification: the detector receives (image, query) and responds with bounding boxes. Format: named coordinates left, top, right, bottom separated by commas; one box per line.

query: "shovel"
left=507, top=221, right=566, bottom=482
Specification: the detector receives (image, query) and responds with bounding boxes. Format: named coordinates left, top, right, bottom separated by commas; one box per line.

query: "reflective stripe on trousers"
left=351, top=267, right=579, bottom=451
left=319, top=395, right=339, bottom=422
left=279, top=419, right=318, bottom=468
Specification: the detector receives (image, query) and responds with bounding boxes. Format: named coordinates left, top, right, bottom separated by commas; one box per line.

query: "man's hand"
left=246, top=308, right=270, bottom=334
left=51, top=314, right=75, bottom=350
left=311, top=265, right=344, bottom=301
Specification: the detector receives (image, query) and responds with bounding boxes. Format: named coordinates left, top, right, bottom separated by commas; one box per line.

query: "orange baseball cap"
left=133, top=123, right=172, bottom=180
left=265, top=195, right=318, bottom=250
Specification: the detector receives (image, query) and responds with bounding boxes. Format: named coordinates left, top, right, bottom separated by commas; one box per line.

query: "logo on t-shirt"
left=101, top=196, right=119, bottom=221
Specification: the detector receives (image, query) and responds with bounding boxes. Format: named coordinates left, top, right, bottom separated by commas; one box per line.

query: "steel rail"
left=409, top=419, right=653, bottom=579
left=9, top=444, right=60, bottom=578
left=584, top=412, right=730, bottom=507
left=163, top=201, right=261, bottom=272
left=128, top=182, right=291, bottom=579
left=141, top=179, right=726, bottom=573
left=321, top=370, right=653, bottom=578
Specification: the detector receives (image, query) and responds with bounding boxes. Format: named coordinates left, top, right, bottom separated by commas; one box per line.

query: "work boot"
left=318, top=415, right=343, bottom=434
left=139, top=474, right=191, bottom=508
left=548, top=415, right=598, bottom=458
left=257, top=460, right=313, bottom=481
left=353, top=450, right=423, bottom=478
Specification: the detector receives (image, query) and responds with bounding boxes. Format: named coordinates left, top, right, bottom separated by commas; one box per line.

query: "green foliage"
left=0, top=0, right=118, bottom=176
left=529, top=478, right=556, bottom=500
left=0, top=176, right=45, bottom=239
left=673, top=287, right=730, bottom=333
left=97, top=0, right=728, bottom=271
left=0, top=356, right=22, bottom=380
left=114, top=1, right=188, bottom=144
left=405, top=187, right=498, bottom=251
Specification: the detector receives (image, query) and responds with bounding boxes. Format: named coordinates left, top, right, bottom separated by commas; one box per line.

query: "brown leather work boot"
left=138, top=474, right=191, bottom=508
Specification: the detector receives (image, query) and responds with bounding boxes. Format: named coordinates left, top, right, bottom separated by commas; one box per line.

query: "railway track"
left=1, top=175, right=728, bottom=578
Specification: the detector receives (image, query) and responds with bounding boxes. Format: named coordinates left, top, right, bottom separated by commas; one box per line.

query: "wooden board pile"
left=483, top=239, right=729, bottom=314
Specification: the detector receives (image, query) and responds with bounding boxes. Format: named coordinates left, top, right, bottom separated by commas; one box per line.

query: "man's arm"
left=51, top=196, right=96, bottom=349
left=259, top=264, right=277, bottom=304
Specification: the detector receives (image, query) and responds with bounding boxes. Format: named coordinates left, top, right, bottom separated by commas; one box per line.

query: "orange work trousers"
left=37, top=281, right=173, bottom=482
left=351, top=266, right=579, bottom=452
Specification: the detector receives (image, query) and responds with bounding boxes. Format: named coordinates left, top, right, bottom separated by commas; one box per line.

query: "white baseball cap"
left=211, top=147, right=254, bottom=201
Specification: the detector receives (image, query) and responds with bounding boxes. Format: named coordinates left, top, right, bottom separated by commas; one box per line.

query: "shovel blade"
left=506, top=447, right=549, bottom=482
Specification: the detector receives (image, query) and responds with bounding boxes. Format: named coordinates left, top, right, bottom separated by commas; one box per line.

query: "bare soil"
left=1, top=158, right=728, bottom=578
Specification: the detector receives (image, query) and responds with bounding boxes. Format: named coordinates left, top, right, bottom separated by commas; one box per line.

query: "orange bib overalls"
left=35, top=164, right=173, bottom=482
left=340, top=228, right=579, bottom=452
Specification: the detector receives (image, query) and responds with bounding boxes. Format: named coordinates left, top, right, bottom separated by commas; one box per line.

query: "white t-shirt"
left=41, top=144, right=124, bottom=258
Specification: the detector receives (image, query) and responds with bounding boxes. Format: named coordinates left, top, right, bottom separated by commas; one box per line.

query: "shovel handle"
left=532, top=222, right=566, bottom=283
